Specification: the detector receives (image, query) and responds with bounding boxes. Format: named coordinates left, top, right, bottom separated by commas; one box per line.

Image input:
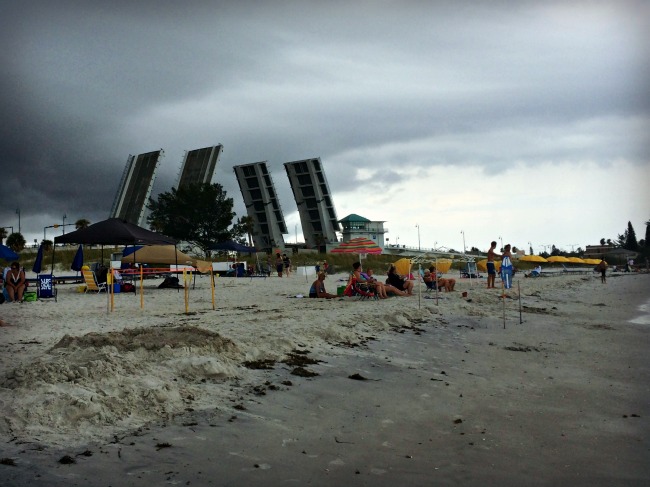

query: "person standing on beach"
left=282, top=253, right=292, bottom=276
left=486, top=241, right=501, bottom=288
left=275, top=253, right=284, bottom=277
left=501, top=245, right=514, bottom=289
left=596, top=259, right=608, bottom=284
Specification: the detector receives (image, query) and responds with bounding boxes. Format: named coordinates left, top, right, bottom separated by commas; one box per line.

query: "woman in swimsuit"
left=5, top=261, right=26, bottom=302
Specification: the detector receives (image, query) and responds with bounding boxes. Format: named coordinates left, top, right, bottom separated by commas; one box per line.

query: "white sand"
left=1, top=269, right=649, bottom=485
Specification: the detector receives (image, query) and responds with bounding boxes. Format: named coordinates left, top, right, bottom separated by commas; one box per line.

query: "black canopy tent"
left=53, top=218, right=178, bottom=277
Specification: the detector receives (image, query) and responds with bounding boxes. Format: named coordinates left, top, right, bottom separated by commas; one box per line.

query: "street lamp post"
left=499, top=236, right=503, bottom=252
left=415, top=224, right=421, bottom=252
left=461, top=230, right=466, bottom=254
left=528, top=241, right=533, bottom=255
left=63, top=214, right=67, bottom=235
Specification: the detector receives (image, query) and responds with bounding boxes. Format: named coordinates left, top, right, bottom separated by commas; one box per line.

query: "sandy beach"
left=1, top=269, right=649, bottom=486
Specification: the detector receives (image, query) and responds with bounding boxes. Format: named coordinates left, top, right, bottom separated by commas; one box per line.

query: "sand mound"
left=52, top=325, right=238, bottom=353
left=1, top=326, right=244, bottom=447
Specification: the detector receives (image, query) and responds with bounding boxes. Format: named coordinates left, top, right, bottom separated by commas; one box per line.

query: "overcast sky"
left=2, top=1, right=648, bottom=254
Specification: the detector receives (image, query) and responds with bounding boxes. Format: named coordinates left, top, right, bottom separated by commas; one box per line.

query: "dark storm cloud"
left=1, top=1, right=648, bottom=244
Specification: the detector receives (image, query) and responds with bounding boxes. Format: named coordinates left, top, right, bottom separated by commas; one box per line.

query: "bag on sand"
left=23, top=291, right=37, bottom=302
left=121, top=283, right=135, bottom=293
left=158, top=277, right=183, bottom=289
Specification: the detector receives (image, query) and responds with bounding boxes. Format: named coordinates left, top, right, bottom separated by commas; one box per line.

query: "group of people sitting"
left=309, top=261, right=456, bottom=299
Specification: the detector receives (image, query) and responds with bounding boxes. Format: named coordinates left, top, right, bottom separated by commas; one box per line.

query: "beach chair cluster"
left=343, top=276, right=377, bottom=300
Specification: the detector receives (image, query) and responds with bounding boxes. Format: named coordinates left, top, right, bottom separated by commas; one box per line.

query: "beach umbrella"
left=330, top=237, right=383, bottom=255
left=546, top=256, right=570, bottom=263
left=393, top=258, right=412, bottom=276
left=429, top=259, right=454, bottom=274
left=0, top=243, right=19, bottom=262
left=71, top=244, right=84, bottom=271
left=566, top=257, right=586, bottom=264
left=583, top=258, right=602, bottom=265
left=519, top=255, right=548, bottom=263
left=32, top=243, right=44, bottom=273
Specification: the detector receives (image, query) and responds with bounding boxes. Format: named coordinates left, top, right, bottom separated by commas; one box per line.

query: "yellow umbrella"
left=566, top=257, right=586, bottom=264
left=393, top=258, right=412, bottom=276
left=428, top=259, right=453, bottom=274
left=546, top=256, right=570, bottom=263
left=583, top=258, right=601, bottom=265
left=519, top=255, right=548, bottom=263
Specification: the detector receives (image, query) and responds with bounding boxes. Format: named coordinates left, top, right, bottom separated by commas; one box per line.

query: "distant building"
left=176, top=144, right=222, bottom=189
left=284, top=157, right=339, bottom=249
left=338, top=214, right=387, bottom=248
left=234, top=161, right=287, bottom=252
left=110, top=150, right=163, bottom=226
left=584, top=244, right=617, bottom=259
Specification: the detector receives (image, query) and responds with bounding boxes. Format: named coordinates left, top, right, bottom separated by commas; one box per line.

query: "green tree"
left=624, top=221, right=638, bottom=250
left=147, top=183, right=236, bottom=256
left=75, top=218, right=91, bottom=230
left=645, top=219, right=650, bottom=248
left=230, top=215, right=255, bottom=247
left=599, top=238, right=606, bottom=245
left=6, top=233, right=26, bottom=252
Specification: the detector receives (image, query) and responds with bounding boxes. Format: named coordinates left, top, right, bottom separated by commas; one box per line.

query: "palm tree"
left=240, top=215, right=255, bottom=248
left=75, top=218, right=91, bottom=230
left=6, top=233, right=26, bottom=252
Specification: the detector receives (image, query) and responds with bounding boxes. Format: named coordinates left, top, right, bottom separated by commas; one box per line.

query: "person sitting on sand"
left=5, top=261, right=26, bottom=302
left=309, top=272, right=338, bottom=299
left=350, top=262, right=386, bottom=298
left=526, top=265, right=542, bottom=278
left=423, top=269, right=437, bottom=290
left=364, top=266, right=405, bottom=298
left=428, top=266, right=456, bottom=292
left=386, top=264, right=414, bottom=295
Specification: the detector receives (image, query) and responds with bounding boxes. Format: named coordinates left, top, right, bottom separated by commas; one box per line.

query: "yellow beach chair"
left=82, top=269, right=107, bottom=293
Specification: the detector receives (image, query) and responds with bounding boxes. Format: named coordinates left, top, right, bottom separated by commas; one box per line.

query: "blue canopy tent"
left=209, top=240, right=257, bottom=277
left=0, top=244, right=19, bottom=262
